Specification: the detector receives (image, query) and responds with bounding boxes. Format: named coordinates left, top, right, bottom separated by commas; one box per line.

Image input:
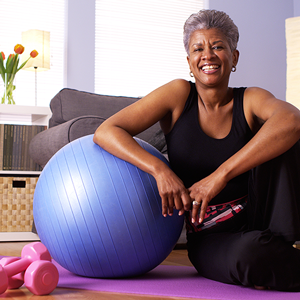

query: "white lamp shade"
left=286, top=17, right=300, bottom=107
left=21, top=29, right=50, bottom=71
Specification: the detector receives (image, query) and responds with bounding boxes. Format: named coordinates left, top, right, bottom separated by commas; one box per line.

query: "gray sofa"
left=29, top=88, right=167, bottom=169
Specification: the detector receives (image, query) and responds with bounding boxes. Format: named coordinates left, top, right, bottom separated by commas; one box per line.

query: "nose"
left=202, top=47, right=216, bottom=60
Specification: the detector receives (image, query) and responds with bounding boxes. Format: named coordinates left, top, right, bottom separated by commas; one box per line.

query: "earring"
left=189, top=71, right=194, bottom=77
left=232, top=66, right=236, bottom=72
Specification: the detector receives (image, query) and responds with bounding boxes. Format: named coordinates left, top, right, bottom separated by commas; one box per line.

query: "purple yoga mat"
left=53, top=261, right=300, bottom=300
left=1, top=255, right=299, bottom=299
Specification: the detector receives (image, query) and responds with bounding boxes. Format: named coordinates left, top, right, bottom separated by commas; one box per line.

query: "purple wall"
left=209, top=0, right=294, bottom=100
left=66, top=0, right=95, bottom=93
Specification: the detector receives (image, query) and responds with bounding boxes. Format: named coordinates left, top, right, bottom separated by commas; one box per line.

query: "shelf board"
left=0, top=104, right=50, bottom=114
left=0, top=104, right=51, bottom=126
left=0, top=171, right=41, bottom=176
left=0, top=232, right=40, bottom=242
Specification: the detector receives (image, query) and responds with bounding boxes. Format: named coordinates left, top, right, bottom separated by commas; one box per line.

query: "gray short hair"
left=183, top=9, right=239, bottom=56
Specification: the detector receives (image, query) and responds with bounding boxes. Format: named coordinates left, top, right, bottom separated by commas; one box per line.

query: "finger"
left=161, top=195, right=169, bottom=217
left=181, top=191, right=192, bottom=212
left=173, top=193, right=183, bottom=215
left=178, top=208, right=185, bottom=216
left=168, top=205, right=174, bottom=216
left=199, top=201, right=208, bottom=224
left=191, top=200, right=201, bottom=223
left=167, top=194, right=175, bottom=216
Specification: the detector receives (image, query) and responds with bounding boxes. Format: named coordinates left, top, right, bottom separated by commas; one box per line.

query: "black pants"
left=187, top=141, right=300, bottom=291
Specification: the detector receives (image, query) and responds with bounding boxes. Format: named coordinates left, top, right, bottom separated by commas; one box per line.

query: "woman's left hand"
left=188, top=170, right=227, bottom=224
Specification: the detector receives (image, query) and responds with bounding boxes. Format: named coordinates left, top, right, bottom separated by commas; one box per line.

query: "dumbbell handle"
left=3, top=258, right=32, bottom=278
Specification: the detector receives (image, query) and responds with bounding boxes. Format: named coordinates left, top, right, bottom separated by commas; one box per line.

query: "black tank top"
left=165, top=82, right=254, bottom=205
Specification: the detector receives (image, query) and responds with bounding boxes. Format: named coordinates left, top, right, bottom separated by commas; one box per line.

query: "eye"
left=212, top=45, right=224, bottom=50
left=193, top=47, right=203, bottom=52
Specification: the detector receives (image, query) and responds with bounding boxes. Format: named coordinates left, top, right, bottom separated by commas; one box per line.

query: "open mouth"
left=201, top=64, right=220, bottom=72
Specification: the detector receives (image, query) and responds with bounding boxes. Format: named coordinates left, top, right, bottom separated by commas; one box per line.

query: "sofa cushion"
left=49, top=88, right=139, bottom=128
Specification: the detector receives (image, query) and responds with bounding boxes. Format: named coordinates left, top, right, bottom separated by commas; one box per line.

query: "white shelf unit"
left=0, top=104, right=50, bottom=241
left=0, top=104, right=51, bottom=126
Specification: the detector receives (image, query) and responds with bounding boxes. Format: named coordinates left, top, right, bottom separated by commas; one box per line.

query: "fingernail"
left=192, top=218, right=195, bottom=223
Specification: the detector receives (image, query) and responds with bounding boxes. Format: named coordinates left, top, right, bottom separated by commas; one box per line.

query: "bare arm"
left=189, top=87, right=300, bottom=223
left=93, top=79, right=192, bottom=216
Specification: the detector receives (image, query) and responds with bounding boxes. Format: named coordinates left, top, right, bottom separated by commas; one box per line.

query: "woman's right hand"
left=154, top=167, right=191, bottom=217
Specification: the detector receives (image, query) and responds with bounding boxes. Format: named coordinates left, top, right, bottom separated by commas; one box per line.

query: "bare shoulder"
left=244, top=87, right=277, bottom=102
left=243, top=86, right=300, bottom=130
left=243, top=87, right=278, bottom=119
left=140, top=79, right=191, bottom=118
left=167, top=78, right=191, bottom=93
left=144, top=79, right=191, bottom=106
left=99, top=79, right=191, bottom=136
left=159, top=78, right=191, bottom=92
left=244, top=86, right=296, bottom=114
left=142, top=79, right=192, bottom=133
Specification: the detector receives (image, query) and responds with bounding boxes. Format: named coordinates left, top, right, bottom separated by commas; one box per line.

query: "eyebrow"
left=192, top=40, right=225, bottom=47
left=212, top=40, right=224, bottom=44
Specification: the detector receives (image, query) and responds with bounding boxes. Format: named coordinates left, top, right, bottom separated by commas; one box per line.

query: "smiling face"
left=187, top=28, right=239, bottom=89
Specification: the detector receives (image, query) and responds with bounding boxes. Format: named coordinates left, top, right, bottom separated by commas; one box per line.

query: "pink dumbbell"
left=24, top=260, right=59, bottom=295
left=0, top=242, right=59, bottom=295
left=0, top=257, right=24, bottom=289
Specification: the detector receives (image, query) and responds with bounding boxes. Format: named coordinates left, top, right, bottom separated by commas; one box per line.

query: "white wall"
left=209, top=0, right=294, bottom=101
left=65, top=0, right=298, bottom=99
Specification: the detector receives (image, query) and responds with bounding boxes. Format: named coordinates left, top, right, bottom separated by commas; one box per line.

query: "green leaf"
left=6, top=55, right=14, bottom=74
left=17, top=57, right=30, bottom=71
left=0, top=56, right=5, bottom=82
left=11, top=54, right=19, bottom=74
left=6, top=54, right=18, bottom=82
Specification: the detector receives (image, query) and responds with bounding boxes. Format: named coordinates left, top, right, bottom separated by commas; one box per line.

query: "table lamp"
left=21, top=29, right=50, bottom=106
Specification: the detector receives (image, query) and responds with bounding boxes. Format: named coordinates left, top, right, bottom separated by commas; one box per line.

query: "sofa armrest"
left=29, top=116, right=106, bottom=168
left=29, top=115, right=167, bottom=168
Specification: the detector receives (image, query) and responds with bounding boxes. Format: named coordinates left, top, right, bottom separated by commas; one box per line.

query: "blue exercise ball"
left=33, top=135, right=184, bottom=278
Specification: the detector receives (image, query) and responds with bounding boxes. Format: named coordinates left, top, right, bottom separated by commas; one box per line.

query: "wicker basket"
left=0, top=176, right=38, bottom=232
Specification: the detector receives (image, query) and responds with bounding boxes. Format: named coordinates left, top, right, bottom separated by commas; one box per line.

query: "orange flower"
left=1, top=43, right=40, bottom=104
left=30, top=50, right=38, bottom=58
left=14, top=44, right=25, bottom=55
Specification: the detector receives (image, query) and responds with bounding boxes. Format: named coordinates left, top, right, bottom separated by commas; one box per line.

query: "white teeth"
left=202, top=65, right=219, bottom=71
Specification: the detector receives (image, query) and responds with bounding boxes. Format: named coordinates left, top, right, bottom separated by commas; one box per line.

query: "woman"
left=94, top=9, right=300, bottom=291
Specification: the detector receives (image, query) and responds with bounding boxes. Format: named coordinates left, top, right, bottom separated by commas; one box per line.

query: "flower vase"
left=1, top=73, right=16, bottom=105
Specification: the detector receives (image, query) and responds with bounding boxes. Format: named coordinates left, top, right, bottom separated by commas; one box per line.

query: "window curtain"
left=0, top=0, right=65, bottom=107
left=95, top=0, right=204, bottom=97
